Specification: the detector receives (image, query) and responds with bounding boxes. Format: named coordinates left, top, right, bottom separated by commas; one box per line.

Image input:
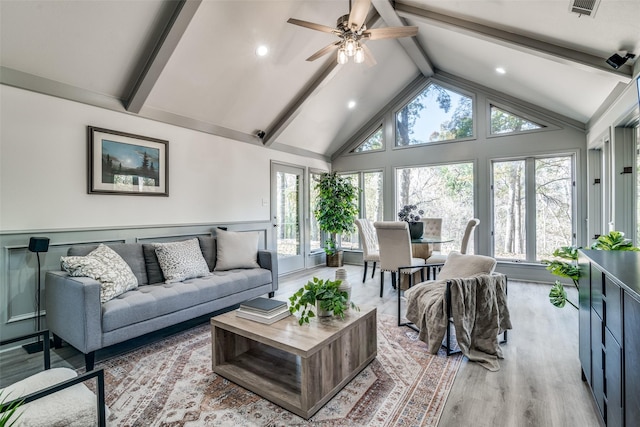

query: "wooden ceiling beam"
left=125, top=0, right=202, bottom=113
left=395, top=2, right=633, bottom=82
left=371, top=0, right=434, bottom=76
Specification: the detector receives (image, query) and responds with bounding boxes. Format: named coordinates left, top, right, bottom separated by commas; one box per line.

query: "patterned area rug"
left=92, top=314, right=462, bottom=426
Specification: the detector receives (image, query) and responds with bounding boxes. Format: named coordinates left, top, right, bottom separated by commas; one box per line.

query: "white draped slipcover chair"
left=355, top=218, right=380, bottom=283
left=374, top=221, right=425, bottom=298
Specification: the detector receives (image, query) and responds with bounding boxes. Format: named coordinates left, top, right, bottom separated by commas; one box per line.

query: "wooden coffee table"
left=210, top=305, right=377, bottom=419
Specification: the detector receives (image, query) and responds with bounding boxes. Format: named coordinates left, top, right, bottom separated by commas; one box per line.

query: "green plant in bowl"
left=289, top=277, right=359, bottom=325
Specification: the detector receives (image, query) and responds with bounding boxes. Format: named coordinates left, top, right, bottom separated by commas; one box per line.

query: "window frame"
left=490, top=152, right=577, bottom=263
left=337, top=169, right=384, bottom=251
left=485, top=100, right=558, bottom=139
left=350, top=125, right=385, bottom=154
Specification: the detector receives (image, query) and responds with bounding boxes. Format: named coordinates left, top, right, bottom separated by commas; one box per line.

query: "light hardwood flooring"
left=0, top=264, right=602, bottom=426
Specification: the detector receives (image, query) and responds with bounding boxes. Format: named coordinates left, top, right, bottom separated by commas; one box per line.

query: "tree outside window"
left=396, top=163, right=474, bottom=254
left=492, top=155, right=574, bottom=261
left=396, top=83, right=473, bottom=147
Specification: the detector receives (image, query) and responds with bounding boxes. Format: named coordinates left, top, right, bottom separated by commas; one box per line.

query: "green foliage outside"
left=354, top=127, right=383, bottom=152
left=490, top=105, right=543, bottom=135
left=314, top=172, right=359, bottom=255
left=288, top=277, right=359, bottom=325
left=396, top=83, right=472, bottom=147
left=542, top=231, right=639, bottom=309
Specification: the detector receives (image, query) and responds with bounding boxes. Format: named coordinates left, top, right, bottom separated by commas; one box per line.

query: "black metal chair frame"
left=398, top=268, right=508, bottom=356
left=0, top=330, right=107, bottom=427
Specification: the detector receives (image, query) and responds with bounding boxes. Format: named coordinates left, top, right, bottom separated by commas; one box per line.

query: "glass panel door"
left=271, top=163, right=305, bottom=274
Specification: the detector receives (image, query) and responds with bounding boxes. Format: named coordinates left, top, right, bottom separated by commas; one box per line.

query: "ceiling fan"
left=287, top=0, right=418, bottom=65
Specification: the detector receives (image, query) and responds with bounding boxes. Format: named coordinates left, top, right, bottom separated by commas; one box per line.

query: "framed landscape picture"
left=88, top=126, right=169, bottom=196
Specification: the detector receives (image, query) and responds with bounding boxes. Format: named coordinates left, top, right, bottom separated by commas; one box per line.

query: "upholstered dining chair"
left=420, top=218, right=443, bottom=252
left=426, top=218, right=480, bottom=269
left=374, top=221, right=426, bottom=298
left=355, top=218, right=380, bottom=283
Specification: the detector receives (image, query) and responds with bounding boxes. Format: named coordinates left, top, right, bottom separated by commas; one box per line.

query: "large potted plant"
left=288, top=277, right=359, bottom=325
left=543, top=231, right=639, bottom=309
left=314, top=172, right=359, bottom=267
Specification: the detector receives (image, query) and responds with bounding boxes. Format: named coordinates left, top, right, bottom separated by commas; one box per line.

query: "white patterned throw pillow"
left=61, top=244, right=138, bottom=303
left=153, top=238, right=211, bottom=283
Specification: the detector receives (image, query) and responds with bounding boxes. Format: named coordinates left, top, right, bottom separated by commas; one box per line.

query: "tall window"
left=396, top=83, right=473, bottom=147
left=492, top=155, right=574, bottom=261
left=309, top=171, right=323, bottom=252
left=339, top=173, right=360, bottom=250
left=396, top=162, right=474, bottom=254
left=636, top=128, right=640, bottom=244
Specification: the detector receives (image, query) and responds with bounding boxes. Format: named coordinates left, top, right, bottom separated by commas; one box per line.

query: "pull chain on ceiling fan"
left=287, top=0, right=418, bottom=65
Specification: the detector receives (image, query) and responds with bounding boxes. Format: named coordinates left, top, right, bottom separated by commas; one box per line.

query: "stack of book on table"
left=236, top=297, right=290, bottom=324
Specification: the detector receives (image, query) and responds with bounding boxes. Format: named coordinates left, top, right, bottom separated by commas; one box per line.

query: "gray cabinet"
left=578, top=250, right=640, bottom=427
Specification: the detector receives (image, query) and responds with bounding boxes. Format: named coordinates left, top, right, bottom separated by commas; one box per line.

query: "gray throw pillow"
left=214, top=229, right=260, bottom=271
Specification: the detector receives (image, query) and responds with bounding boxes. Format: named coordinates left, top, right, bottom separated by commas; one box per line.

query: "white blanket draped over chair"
left=405, top=273, right=512, bottom=371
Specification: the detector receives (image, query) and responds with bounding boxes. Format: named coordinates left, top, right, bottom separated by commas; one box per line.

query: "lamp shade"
left=28, top=237, right=50, bottom=253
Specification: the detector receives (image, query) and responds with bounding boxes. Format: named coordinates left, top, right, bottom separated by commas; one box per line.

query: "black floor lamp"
left=23, top=236, right=50, bottom=354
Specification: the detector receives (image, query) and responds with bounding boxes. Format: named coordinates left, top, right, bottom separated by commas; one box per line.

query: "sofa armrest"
left=44, top=271, right=103, bottom=354
left=257, top=249, right=278, bottom=292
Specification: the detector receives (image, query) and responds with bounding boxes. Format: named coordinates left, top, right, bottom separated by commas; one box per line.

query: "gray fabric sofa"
left=45, top=236, right=278, bottom=370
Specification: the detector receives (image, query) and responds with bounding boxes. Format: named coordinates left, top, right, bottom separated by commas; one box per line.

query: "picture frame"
left=88, top=126, right=169, bottom=196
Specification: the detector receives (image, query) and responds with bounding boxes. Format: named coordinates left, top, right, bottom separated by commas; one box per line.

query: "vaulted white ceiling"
left=1, top=0, right=638, bottom=160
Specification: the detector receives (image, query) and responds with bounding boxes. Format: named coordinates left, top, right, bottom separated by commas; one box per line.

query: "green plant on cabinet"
left=542, top=231, right=639, bottom=309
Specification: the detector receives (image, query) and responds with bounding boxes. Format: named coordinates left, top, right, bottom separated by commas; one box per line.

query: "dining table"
left=411, top=236, right=453, bottom=260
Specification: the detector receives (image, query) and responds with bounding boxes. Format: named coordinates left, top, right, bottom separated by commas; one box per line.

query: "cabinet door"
left=578, top=254, right=592, bottom=382
left=625, top=291, right=640, bottom=426
left=604, top=328, right=623, bottom=426
left=591, top=309, right=605, bottom=415
left=604, top=276, right=622, bottom=344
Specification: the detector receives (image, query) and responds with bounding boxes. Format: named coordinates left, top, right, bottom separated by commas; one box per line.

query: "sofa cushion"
left=142, top=244, right=165, bottom=285
left=101, top=268, right=273, bottom=332
left=62, top=244, right=138, bottom=303
left=68, top=243, right=148, bottom=286
left=197, top=236, right=217, bottom=271
left=153, top=238, right=211, bottom=283
left=214, top=229, right=260, bottom=271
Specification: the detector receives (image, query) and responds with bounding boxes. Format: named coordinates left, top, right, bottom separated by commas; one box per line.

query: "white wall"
left=0, top=85, right=329, bottom=232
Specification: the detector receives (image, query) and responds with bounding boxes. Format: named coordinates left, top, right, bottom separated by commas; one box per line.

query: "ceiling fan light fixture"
left=337, top=47, right=348, bottom=65
left=345, top=38, right=357, bottom=57
left=354, top=45, right=365, bottom=64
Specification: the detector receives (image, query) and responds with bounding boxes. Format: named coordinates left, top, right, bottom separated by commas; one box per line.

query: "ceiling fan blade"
left=363, top=26, right=419, bottom=40
left=306, top=41, right=341, bottom=62
left=287, top=18, right=340, bottom=35
left=361, top=43, right=377, bottom=67
left=348, top=0, right=371, bottom=31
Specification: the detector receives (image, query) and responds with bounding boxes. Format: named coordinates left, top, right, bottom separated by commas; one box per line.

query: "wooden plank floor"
left=0, top=264, right=603, bottom=426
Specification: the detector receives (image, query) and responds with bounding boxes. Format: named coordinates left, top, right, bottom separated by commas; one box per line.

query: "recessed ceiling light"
left=496, top=67, right=506, bottom=74
left=348, top=100, right=356, bottom=109
left=255, top=45, right=269, bottom=57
